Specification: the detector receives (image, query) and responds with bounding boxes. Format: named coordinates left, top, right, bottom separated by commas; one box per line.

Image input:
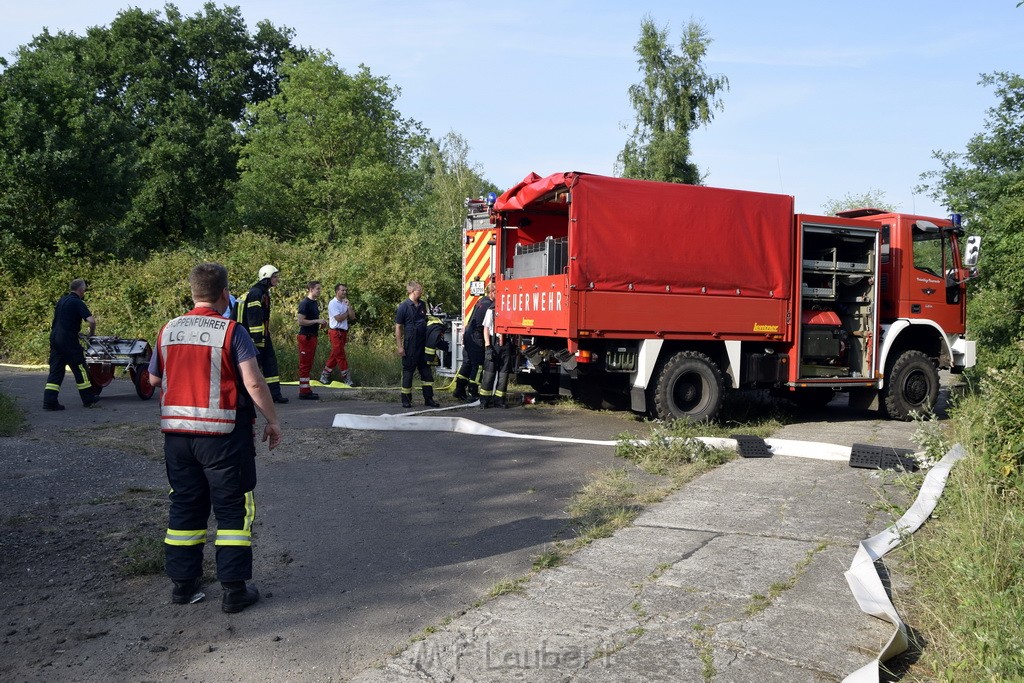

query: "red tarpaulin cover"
left=496, top=172, right=794, bottom=300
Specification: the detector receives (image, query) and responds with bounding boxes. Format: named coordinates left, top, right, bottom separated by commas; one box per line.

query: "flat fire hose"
left=331, top=409, right=963, bottom=682
left=842, top=443, right=965, bottom=683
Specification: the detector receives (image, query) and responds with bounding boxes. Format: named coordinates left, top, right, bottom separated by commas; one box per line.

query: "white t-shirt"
left=482, top=307, right=495, bottom=340
left=328, top=297, right=350, bottom=330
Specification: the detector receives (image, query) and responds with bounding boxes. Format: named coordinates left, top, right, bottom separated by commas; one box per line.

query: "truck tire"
left=651, top=351, right=724, bottom=422
left=882, top=350, right=939, bottom=420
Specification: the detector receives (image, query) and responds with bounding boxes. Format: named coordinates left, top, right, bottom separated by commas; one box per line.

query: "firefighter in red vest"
left=149, top=263, right=282, bottom=613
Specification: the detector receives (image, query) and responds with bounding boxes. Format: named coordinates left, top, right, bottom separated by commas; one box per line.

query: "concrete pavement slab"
left=353, top=437, right=908, bottom=682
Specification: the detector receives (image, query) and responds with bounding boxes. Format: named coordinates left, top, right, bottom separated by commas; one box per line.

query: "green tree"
left=820, top=189, right=897, bottom=216
left=410, top=131, right=499, bottom=310
left=919, top=71, right=1024, bottom=368
left=0, top=3, right=296, bottom=265
left=617, top=16, right=728, bottom=184
left=235, top=52, right=426, bottom=242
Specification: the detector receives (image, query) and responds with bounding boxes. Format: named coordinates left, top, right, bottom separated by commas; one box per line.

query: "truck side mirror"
left=963, top=236, right=981, bottom=267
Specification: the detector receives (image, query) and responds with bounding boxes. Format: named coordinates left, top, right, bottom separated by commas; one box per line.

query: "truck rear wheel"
left=882, top=350, right=939, bottom=420
left=650, top=351, right=724, bottom=422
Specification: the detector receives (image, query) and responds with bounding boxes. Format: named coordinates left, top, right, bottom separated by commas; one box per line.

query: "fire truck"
left=464, top=171, right=980, bottom=422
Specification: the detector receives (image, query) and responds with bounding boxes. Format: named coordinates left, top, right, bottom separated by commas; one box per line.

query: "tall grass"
left=896, top=365, right=1024, bottom=680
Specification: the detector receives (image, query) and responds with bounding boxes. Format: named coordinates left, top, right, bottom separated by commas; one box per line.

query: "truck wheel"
left=882, top=350, right=939, bottom=421
left=131, top=366, right=156, bottom=400
left=651, top=351, right=724, bottom=422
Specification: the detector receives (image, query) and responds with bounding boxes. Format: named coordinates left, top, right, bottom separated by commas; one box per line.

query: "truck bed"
left=494, top=173, right=796, bottom=342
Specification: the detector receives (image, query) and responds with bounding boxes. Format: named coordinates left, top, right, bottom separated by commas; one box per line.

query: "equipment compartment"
left=798, top=225, right=879, bottom=380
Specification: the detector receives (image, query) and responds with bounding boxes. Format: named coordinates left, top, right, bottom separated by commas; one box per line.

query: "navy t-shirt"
left=50, top=293, right=92, bottom=346
left=395, top=298, right=427, bottom=345
left=297, top=297, right=320, bottom=337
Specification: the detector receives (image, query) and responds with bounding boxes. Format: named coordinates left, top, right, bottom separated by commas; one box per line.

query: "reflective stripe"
left=77, top=364, right=92, bottom=389
left=162, top=404, right=236, bottom=420
left=215, top=528, right=252, bottom=547
left=495, top=389, right=506, bottom=398
left=480, top=388, right=494, bottom=397
left=161, top=417, right=234, bottom=434
left=246, top=300, right=261, bottom=308
left=249, top=325, right=265, bottom=335
left=401, top=387, right=413, bottom=395
left=45, top=383, right=60, bottom=391
left=425, top=348, right=437, bottom=356
left=209, top=347, right=222, bottom=409
left=243, top=491, right=256, bottom=531
left=264, top=375, right=280, bottom=384
left=165, top=528, right=207, bottom=546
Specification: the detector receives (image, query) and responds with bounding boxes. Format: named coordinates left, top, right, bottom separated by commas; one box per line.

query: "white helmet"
left=258, top=264, right=279, bottom=280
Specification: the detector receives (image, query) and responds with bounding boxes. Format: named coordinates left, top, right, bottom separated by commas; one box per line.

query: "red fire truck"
left=470, top=171, right=979, bottom=421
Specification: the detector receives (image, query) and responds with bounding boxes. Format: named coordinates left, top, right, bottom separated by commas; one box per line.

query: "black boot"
left=171, top=578, right=205, bottom=605
left=221, top=581, right=259, bottom=614
left=480, top=396, right=492, bottom=409
left=452, top=377, right=468, bottom=401
left=401, top=394, right=413, bottom=409
left=423, top=387, right=440, bottom=408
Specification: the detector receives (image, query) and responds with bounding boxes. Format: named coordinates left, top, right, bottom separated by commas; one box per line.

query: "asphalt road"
left=0, top=366, right=938, bottom=681
left=0, top=367, right=653, bottom=680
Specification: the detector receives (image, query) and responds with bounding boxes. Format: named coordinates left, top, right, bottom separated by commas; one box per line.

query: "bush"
left=898, top=361, right=1024, bottom=679
left=0, top=230, right=461, bottom=373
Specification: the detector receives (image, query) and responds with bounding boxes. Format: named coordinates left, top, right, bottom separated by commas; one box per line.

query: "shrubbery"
left=0, top=229, right=460, bottom=379
left=900, top=363, right=1024, bottom=679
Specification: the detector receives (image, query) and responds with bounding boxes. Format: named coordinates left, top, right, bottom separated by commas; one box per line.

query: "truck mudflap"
left=629, top=339, right=664, bottom=413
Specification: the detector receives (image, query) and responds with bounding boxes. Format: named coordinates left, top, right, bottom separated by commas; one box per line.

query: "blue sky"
left=2, top=1, right=1022, bottom=216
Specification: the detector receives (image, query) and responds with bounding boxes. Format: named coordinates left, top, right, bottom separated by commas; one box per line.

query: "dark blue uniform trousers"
left=164, top=420, right=257, bottom=582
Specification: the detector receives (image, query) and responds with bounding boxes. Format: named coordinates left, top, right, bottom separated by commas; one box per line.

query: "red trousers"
left=327, top=329, right=349, bottom=371
left=297, top=334, right=319, bottom=389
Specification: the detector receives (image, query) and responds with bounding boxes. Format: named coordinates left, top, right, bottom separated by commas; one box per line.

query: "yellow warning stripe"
left=463, top=230, right=494, bottom=321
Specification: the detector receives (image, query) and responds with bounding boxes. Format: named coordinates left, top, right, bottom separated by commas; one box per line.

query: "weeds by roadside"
left=894, top=367, right=1024, bottom=680
left=0, top=391, right=25, bottom=436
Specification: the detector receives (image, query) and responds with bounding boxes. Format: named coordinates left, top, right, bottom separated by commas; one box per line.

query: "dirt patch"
left=0, top=418, right=352, bottom=681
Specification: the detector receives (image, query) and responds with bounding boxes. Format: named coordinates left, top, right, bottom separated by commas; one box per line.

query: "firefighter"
left=236, top=265, right=288, bottom=403
left=480, top=297, right=514, bottom=409
left=394, top=281, right=441, bottom=409
left=42, top=278, right=100, bottom=410
left=452, top=280, right=493, bottom=401
left=149, top=263, right=282, bottom=612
